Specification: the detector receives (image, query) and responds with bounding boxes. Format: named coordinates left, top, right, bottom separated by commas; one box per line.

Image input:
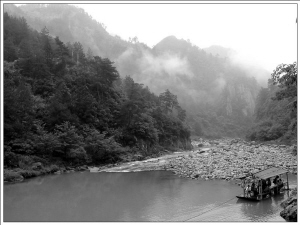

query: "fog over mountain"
left=204, top=45, right=271, bottom=87
left=3, top=4, right=297, bottom=223
left=4, top=4, right=276, bottom=138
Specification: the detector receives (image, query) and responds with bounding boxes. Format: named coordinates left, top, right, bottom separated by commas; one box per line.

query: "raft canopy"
left=252, top=167, right=288, bottom=180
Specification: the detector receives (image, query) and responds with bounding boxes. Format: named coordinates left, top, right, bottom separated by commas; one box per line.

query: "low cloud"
left=139, top=51, right=194, bottom=78
left=115, top=47, right=194, bottom=94
left=114, top=44, right=265, bottom=114
left=228, top=51, right=271, bottom=87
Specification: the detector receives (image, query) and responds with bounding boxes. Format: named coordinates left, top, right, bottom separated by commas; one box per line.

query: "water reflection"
left=237, top=191, right=290, bottom=222
left=4, top=171, right=297, bottom=222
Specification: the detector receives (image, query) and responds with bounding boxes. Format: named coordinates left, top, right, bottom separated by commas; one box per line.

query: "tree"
left=86, top=47, right=94, bottom=61
left=271, top=62, right=297, bottom=109
left=4, top=12, right=29, bottom=46
left=73, top=42, right=86, bottom=65
left=4, top=37, right=18, bottom=62
left=246, top=62, right=297, bottom=142
left=40, top=27, right=53, bottom=68
left=31, top=120, right=60, bottom=156
left=4, top=62, right=34, bottom=140
left=54, top=36, right=69, bottom=57
left=73, top=84, right=97, bottom=124
left=159, top=89, right=178, bottom=114
left=3, top=11, right=194, bottom=169
left=92, top=56, right=119, bottom=86
left=82, top=126, right=123, bottom=163
left=47, top=81, right=78, bottom=127
left=53, top=122, right=83, bottom=159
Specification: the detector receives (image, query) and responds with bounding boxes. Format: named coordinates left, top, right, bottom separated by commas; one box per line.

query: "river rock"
left=280, top=187, right=297, bottom=222
left=280, top=204, right=297, bottom=222
left=164, top=138, right=297, bottom=181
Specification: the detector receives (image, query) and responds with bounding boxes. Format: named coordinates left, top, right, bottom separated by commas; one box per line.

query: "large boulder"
left=280, top=204, right=297, bottom=222
left=280, top=188, right=297, bottom=222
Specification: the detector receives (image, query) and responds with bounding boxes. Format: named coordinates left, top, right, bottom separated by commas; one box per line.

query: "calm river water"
left=4, top=171, right=297, bottom=222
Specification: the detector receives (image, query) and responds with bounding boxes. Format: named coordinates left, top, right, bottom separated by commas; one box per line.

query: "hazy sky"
left=73, top=3, right=297, bottom=72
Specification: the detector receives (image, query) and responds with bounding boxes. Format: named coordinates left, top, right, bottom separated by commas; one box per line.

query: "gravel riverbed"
left=91, top=138, right=297, bottom=182
left=165, top=138, right=297, bottom=181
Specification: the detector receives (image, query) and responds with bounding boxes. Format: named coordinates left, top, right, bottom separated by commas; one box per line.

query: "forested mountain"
left=3, top=4, right=263, bottom=139
left=246, top=63, right=297, bottom=144
left=4, top=4, right=131, bottom=59
left=4, top=12, right=191, bottom=174
left=4, top=4, right=294, bottom=143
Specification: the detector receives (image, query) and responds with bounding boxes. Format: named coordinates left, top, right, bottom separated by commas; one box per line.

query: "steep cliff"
left=222, top=83, right=257, bottom=117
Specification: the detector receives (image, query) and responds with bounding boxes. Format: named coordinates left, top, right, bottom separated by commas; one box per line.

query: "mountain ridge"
left=4, top=3, right=263, bottom=138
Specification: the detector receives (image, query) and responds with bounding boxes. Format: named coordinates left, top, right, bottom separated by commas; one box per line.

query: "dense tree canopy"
left=246, top=62, right=297, bottom=143
left=4, top=4, right=264, bottom=139
left=4, top=13, right=191, bottom=169
left=271, top=62, right=297, bottom=109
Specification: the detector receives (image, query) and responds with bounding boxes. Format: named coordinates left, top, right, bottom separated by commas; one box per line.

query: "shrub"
left=17, top=169, right=41, bottom=178
left=4, top=170, right=24, bottom=182
left=49, top=164, right=60, bottom=172
left=4, top=150, right=19, bottom=167
left=67, top=147, right=88, bottom=165
left=32, top=122, right=60, bottom=156
left=83, top=127, right=126, bottom=164
left=18, top=155, right=34, bottom=169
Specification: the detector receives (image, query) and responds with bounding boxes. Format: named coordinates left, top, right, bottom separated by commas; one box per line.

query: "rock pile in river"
left=280, top=187, right=297, bottom=222
left=164, top=138, right=297, bottom=181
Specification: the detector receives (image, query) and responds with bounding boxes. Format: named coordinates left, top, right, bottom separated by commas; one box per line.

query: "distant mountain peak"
left=203, top=45, right=236, bottom=58
left=160, top=35, right=179, bottom=41
left=152, top=35, right=190, bottom=55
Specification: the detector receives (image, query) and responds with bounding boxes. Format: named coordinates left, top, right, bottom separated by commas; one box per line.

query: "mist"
left=227, top=50, right=272, bottom=87
left=114, top=40, right=264, bottom=116
left=115, top=47, right=195, bottom=95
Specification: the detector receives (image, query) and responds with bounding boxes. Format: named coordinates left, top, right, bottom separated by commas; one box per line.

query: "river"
left=4, top=171, right=297, bottom=222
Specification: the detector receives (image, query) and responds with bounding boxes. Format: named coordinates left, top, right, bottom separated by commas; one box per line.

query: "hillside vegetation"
left=246, top=62, right=297, bottom=144
left=4, top=12, right=191, bottom=179
left=4, top=4, right=264, bottom=138
left=3, top=4, right=297, bottom=179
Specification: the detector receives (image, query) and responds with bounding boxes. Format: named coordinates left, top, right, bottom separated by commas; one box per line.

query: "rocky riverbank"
left=164, top=138, right=297, bottom=180
left=90, top=151, right=192, bottom=173
left=280, top=187, right=297, bottom=222
left=94, top=138, right=297, bottom=183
